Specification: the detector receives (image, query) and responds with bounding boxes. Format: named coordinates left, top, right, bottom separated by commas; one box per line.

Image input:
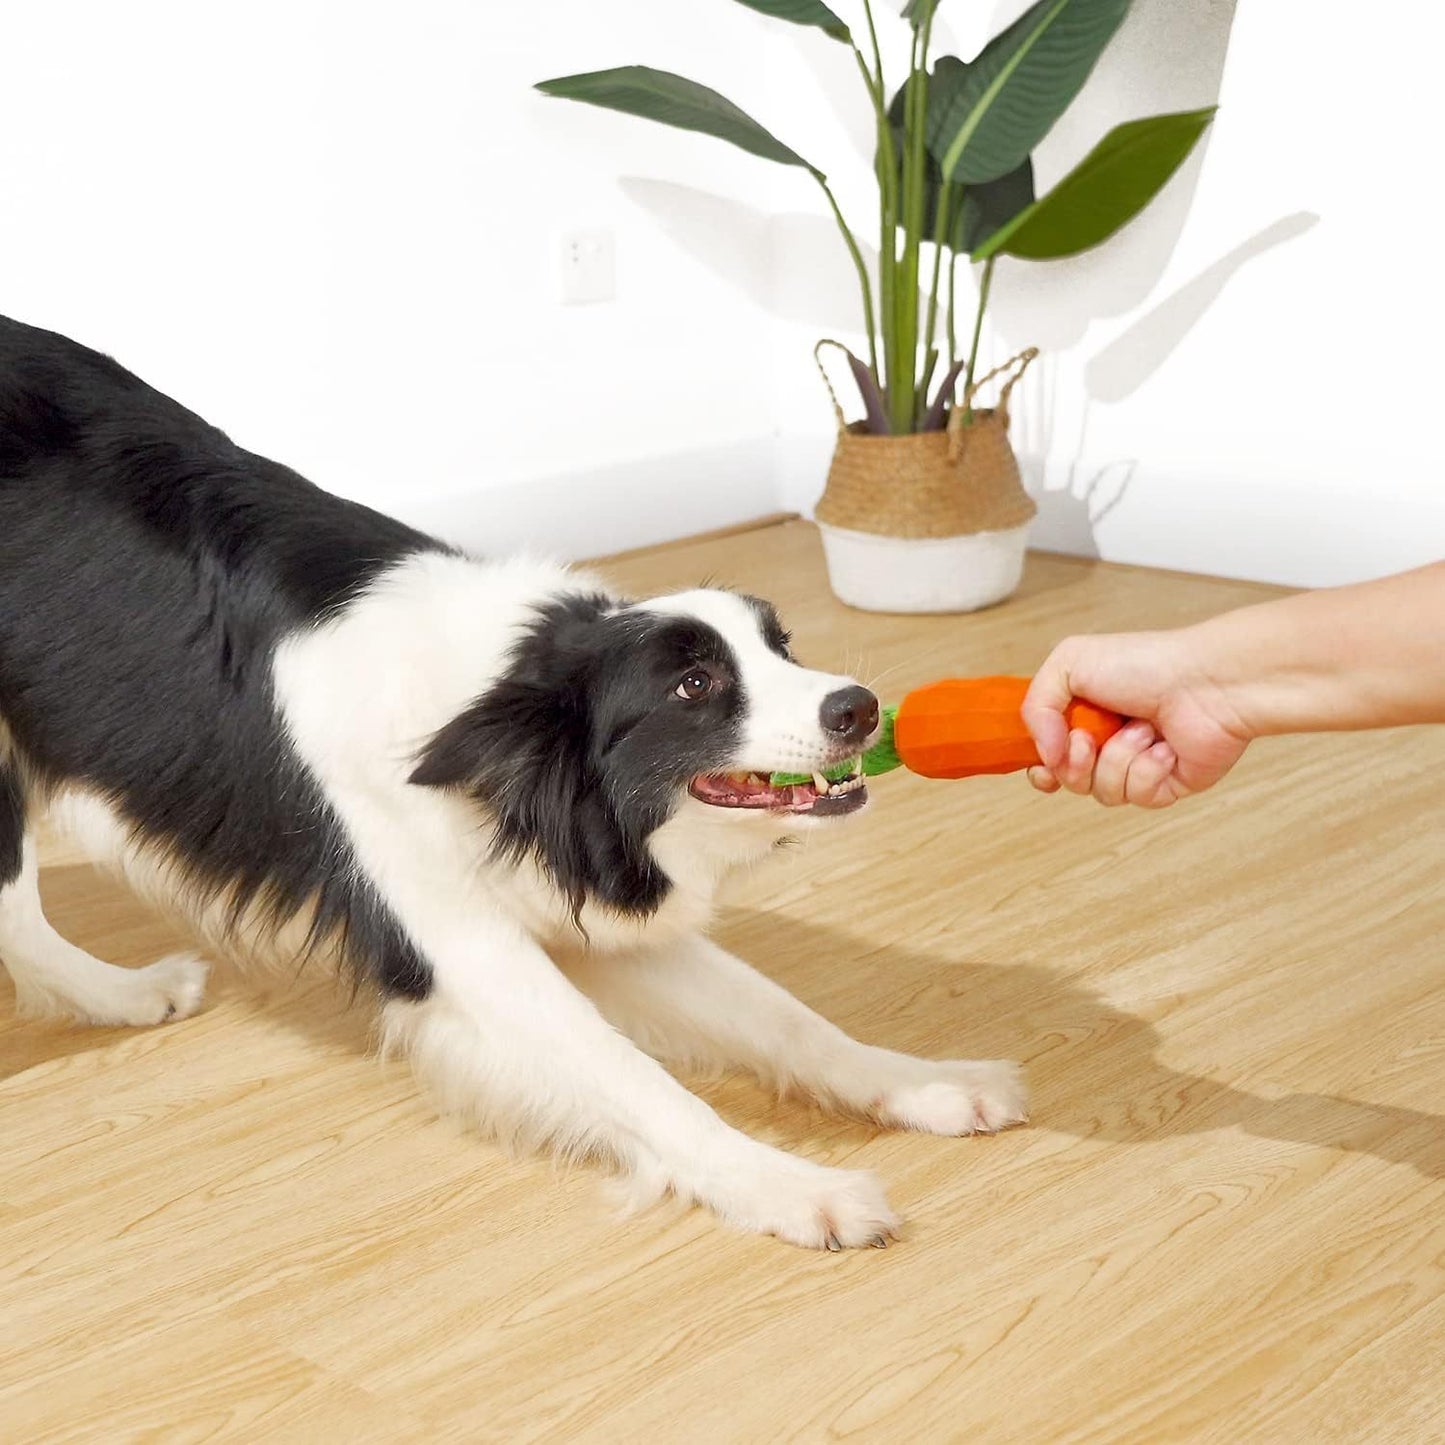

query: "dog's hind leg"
left=0, top=755, right=207, bottom=1027
left=569, top=934, right=1027, bottom=1137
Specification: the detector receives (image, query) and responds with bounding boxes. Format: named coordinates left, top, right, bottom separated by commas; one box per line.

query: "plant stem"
left=917, top=347, right=938, bottom=419
left=848, top=42, right=888, bottom=392
left=815, top=175, right=879, bottom=379
left=892, top=10, right=935, bottom=433
left=861, top=0, right=887, bottom=94
left=962, top=254, right=996, bottom=422
left=857, top=6, right=897, bottom=420
left=946, top=250, right=958, bottom=367
left=917, top=181, right=953, bottom=415
left=848, top=41, right=880, bottom=105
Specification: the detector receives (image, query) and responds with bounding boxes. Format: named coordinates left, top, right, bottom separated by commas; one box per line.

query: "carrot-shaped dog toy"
left=773, top=676, right=1124, bottom=785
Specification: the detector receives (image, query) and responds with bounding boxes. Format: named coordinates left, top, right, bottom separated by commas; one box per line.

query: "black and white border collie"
left=0, top=316, right=1025, bottom=1249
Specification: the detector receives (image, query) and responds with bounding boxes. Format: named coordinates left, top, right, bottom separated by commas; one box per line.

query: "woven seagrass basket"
left=813, top=346, right=1039, bottom=613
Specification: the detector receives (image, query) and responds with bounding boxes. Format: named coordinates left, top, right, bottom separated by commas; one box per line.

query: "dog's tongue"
left=689, top=771, right=779, bottom=806
left=689, top=769, right=867, bottom=816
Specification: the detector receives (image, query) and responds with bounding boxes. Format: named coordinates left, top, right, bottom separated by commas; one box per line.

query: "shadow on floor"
left=720, top=912, right=1445, bottom=1181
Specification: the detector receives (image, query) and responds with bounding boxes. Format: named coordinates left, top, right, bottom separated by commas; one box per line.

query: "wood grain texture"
left=5, top=521, right=1444, bottom=1442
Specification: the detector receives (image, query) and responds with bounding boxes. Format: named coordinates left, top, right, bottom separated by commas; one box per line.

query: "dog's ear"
left=408, top=597, right=669, bottom=921
left=408, top=678, right=569, bottom=791
left=409, top=592, right=609, bottom=792
left=406, top=713, right=479, bottom=790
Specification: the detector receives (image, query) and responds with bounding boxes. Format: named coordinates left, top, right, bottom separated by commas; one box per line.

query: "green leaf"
left=972, top=107, right=1214, bottom=260
left=925, top=54, right=970, bottom=134
left=729, top=0, right=849, bottom=41
left=959, top=157, right=1035, bottom=255
left=901, top=0, right=940, bottom=26
left=536, top=66, right=820, bottom=176
left=929, top=0, right=1131, bottom=185
left=887, top=57, right=968, bottom=153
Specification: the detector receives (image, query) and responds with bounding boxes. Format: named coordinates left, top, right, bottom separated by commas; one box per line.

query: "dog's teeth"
left=812, top=771, right=829, bottom=795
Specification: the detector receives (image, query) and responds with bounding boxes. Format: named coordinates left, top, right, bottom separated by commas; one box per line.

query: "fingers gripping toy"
left=773, top=676, right=1124, bottom=786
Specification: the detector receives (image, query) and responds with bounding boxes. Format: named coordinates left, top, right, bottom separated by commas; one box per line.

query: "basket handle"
left=958, top=346, right=1039, bottom=422
left=813, top=338, right=851, bottom=433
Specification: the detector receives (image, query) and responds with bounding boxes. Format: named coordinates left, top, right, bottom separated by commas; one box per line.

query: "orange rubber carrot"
left=872, top=675, right=1123, bottom=780
left=768, top=675, right=1125, bottom=787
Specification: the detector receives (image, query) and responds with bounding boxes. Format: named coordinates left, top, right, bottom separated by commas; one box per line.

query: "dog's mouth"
left=687, top=760, right=868, bottom=817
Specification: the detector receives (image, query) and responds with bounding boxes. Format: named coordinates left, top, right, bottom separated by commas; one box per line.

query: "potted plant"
left=538, top=0, right=1213, bottom=612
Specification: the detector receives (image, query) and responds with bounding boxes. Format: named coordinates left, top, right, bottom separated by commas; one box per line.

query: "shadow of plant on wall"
left=1016, top=211, right=1320, bottom=556
left=1033, top=452, right=1136, bottom=560
left=618, top=177, right=930, bottom=334
left=1083, top=210, right=1320, bottom=405
left=987, top=0, right=1240, bottom=353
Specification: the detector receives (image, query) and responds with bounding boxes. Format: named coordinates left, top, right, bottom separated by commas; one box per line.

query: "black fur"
left=0, top=753, right=24, bottom=887
left=741, top=594, right=793, bottom=660
left=411, top=596, right=747, bottom=922
left=0, top=314, right=444, bottom=998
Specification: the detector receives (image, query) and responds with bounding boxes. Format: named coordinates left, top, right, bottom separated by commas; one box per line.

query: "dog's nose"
left=819, top=685, right=880, bottom=745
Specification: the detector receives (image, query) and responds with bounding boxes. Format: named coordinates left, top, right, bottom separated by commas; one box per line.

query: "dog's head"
left=409, top=586, right=878, bottom=920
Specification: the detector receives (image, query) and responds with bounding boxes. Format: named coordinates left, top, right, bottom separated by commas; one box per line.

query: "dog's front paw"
left=710, top=1154, right=900, bottom=1250
left=876, top=1059, right=1028, bottom=1136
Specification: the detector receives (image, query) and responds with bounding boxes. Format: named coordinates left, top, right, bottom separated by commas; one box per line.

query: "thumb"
left=1022, top=647, right=1078, bottom=770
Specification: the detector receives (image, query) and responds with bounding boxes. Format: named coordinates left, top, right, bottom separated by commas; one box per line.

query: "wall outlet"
left=558, top=228, right=616, bottom=305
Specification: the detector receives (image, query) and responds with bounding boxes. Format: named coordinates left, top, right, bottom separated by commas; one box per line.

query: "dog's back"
left=0, top=315, right=443, bottom=998
left=0, top=314, right=439, bottom=622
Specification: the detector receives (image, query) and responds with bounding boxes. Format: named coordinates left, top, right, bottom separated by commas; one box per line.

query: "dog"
left=0, top=315, right=1025, bottom=1248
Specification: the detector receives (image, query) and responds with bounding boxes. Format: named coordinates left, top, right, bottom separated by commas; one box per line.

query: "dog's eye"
left=674, top=669, right=714, bottom=701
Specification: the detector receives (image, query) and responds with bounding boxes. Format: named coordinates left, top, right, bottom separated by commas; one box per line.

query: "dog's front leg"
left=384, top=914, right=899, bottom=1249
left=569, top=934, right=1027, bottom=1136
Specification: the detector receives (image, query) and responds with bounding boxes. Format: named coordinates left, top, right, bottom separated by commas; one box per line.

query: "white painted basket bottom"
left=816, top=521, right=1031, bottom=614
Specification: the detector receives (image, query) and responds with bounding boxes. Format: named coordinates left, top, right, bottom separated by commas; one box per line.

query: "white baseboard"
left=392, top=437, right=778, bottom=563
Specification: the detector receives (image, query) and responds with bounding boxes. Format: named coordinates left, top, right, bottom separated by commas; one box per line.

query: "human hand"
left=1022, top=629, right=1253, bottom=807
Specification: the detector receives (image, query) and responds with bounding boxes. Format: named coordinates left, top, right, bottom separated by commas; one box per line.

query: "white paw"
left=708, top=1152, right=901, bottom=1250
left=17, top=951, right=211, bottom=1028
left=876, top=1059, right=1028, bottom=1136
left=123, top=952, right=210, bottom=1025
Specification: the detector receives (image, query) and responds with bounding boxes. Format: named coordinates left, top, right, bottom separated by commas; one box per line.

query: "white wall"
left=4, top=2, right=1443, bottom=583
left=0, top=0, right=782, bottom=556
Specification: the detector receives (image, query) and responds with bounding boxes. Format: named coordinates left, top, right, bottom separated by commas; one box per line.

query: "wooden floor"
left=5, top=519, right=1445, bottom=1443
